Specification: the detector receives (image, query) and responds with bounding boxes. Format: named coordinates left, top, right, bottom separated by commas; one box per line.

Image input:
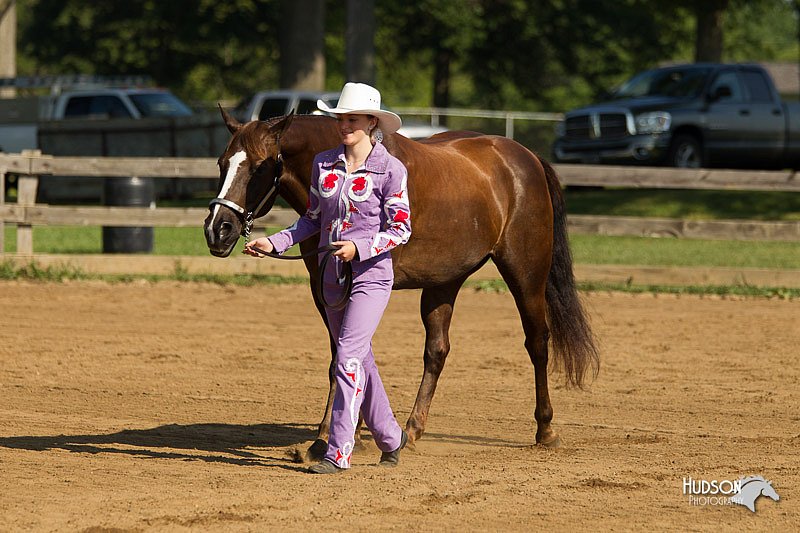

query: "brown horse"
left=204, top=110, right=598, bottom=460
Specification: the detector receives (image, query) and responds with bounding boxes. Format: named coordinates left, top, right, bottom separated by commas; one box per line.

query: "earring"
left=373, top=128, right=384, bottom=143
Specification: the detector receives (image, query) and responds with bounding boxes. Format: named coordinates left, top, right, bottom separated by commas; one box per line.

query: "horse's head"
left=204, top=106, right=294, bottom=257
left=761, top=480, right=780, bottom=502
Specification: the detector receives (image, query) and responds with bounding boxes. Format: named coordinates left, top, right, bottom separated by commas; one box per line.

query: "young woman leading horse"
left=204, top=93, right=599, bottom=467
left=243, top=83, right=412, bottom=474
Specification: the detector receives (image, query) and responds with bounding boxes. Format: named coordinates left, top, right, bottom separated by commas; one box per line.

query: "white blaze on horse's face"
left=210, top=150, right=248, bottom=223
left=219, top=150, right=248, bottom=198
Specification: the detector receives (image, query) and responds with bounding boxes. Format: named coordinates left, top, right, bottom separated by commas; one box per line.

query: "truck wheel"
left=668, top=134, right=703, bottom=168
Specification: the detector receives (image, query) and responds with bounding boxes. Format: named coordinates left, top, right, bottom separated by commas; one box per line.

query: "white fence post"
left=16, top=175, right=37, bottom=256
left=505, top=113, right=514, bottom=139
left=16, top=149, right=40, bottom=256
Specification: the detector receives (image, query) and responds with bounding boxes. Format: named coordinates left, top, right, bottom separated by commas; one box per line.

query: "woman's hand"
left=332, top=240, right=357, bottom=262
left=243, top=237, right=274, bottom=257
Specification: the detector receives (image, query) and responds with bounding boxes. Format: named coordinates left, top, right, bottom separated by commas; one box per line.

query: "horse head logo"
left=730, top=476, right=780, bottom=513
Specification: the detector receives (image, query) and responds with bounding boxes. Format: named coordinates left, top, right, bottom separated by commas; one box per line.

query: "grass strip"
left=470, top=279, right=798, bottom=299
left=5, top=226, right=800, bottom=270
left=563, top=188, right=800, bottom=221
left=2, top=259, right=797, bottom=300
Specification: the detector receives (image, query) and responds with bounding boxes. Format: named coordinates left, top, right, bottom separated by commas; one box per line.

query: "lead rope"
left=241, top=136, right=352, bottom=309
left=247, top=244, right=353, bottom=310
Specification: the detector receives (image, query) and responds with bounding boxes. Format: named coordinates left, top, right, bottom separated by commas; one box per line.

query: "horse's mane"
left=236, top=117, right=287, bottom=160
left=739, top=475, right=768, bottom=486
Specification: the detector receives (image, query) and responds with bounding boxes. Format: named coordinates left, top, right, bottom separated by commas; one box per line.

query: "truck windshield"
left=612, top=68, right=712, bottom=99
left=129, top=93, right=193, bottom=117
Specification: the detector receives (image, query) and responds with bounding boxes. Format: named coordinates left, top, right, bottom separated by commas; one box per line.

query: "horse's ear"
left=273, top=110, right=295, bottom=136
left=218, top=103, right=242, bottom=134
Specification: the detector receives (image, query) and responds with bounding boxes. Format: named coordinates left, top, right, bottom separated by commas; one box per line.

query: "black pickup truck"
left=552, top=63, right=800, bottom=169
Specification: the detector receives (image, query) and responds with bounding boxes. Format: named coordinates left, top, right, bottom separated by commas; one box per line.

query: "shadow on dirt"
left=0, top=422, right=316, bottom=469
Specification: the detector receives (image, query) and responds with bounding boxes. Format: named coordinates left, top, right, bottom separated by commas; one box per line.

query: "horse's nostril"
left=219, top=221, right=234, bottom=237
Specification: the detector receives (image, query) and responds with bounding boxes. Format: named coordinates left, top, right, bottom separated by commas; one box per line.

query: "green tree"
left=467, top=0, right=695, bottom=110
left=14, top=0, right=800, bottom=115
left=724, top=0, right=799, bottom=62
left=376, top=0, right=483, bottom=110
left=17, top=0, right=282, bottom=103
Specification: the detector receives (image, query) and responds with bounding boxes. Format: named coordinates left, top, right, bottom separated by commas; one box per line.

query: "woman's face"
left=336, top=113, right=377, bottom=146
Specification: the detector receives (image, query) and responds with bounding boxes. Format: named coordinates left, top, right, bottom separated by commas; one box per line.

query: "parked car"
left=233, top=89, right=448, bottom=140
left=552, top=63, right=800, bottom=169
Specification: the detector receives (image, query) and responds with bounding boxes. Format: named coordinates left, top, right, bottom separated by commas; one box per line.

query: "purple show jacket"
left=268, top=142, right=411, bottom=283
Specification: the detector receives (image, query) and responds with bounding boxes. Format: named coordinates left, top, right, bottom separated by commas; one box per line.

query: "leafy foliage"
left=13, top=0, right=800, bottom=110
left=17, top=0, right=282, bottom=104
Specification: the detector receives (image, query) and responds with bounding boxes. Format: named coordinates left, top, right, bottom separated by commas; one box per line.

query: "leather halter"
left=208, top=135, right=284, bottom=241
left=208, top=135, right=354, bottom=309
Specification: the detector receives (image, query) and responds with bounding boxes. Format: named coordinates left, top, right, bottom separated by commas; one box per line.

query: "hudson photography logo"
left=682, top=475, right=780, bottom=512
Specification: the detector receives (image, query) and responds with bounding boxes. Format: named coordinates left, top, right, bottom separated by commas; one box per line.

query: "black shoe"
left=307, top=459, right=344, bottom=474
left=379, top=429, right=408, bottom=467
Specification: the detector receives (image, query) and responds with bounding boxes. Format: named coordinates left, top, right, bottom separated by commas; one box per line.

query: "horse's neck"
left=740, top=482, right=763, bottom=497
left=279, top=162, right=311, bottom=215
left=280, top=116, right=340, bottom=215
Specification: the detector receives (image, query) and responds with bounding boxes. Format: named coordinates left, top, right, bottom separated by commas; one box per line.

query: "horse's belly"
left=390, top=243, right=489, bottom=290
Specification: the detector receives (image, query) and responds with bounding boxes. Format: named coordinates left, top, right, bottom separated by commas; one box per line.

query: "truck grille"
left=565, top=112, right=629, bottom=140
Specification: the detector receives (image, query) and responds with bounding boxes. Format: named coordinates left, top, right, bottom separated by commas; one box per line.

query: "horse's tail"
left=541, top=158, right=600, bottom=388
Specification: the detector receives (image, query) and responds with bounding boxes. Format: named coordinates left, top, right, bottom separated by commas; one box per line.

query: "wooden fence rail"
left=3, top=153, right=800, bottom=189
left=1, top=153, right=799, bottom=258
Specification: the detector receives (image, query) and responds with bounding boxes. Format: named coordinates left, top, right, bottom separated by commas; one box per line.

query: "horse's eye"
left=254, top=160, right=269, bottom=175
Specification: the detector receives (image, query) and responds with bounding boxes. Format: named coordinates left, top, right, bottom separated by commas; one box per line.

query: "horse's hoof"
left=304, top=439, right=328, bottom=463
left=403, top=425, right=421, bottom=451
left=536, top=433, right=562, bottom=449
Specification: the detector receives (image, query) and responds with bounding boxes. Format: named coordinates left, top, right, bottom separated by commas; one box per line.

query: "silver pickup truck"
left=0, top=76, right=215, bottom=202
left=0, top=76, right=193, bottom=153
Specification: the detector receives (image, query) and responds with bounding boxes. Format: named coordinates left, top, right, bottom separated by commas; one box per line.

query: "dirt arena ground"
left=0, top=281, right=797, bottom=531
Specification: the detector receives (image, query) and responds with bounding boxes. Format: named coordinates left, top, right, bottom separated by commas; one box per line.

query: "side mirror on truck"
left=708, top=85, right=732, bottom=102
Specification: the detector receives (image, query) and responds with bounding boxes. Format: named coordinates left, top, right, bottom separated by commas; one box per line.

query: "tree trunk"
left=694, top=0, right=728, bottom=63
left=433, top=46, right=451, bottom=125
left=279, top=0, right=326, bottom=90
left=0, top=0, right=16, bottom=98
left=346, top=0, right=375, bottom=85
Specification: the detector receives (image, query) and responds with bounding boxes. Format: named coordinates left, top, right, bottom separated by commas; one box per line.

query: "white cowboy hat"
left=317, top=82, right=402, bottom=135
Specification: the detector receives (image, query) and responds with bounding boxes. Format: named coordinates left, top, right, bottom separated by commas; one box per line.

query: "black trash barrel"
left=102, top=177, right=155, bottom=253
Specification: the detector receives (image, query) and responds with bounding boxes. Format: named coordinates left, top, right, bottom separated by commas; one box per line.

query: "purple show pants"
left=323, top=277, right=403, bottom=468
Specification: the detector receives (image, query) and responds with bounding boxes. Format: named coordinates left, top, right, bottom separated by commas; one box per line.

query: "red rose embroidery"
left=352, top=176, right=367, bottom=193
left=322, top=173, right=338, bottom=191
left=393, top=210, right=409, bottom=224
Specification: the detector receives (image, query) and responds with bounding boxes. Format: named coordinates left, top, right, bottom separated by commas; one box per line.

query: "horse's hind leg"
left=405, top=278, right=465, bottom=443
left=493, top=254, right=560, bottom=447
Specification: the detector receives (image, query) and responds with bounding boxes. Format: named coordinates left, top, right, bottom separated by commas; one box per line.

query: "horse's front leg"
left=302, top=256, right=365, bottom=463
